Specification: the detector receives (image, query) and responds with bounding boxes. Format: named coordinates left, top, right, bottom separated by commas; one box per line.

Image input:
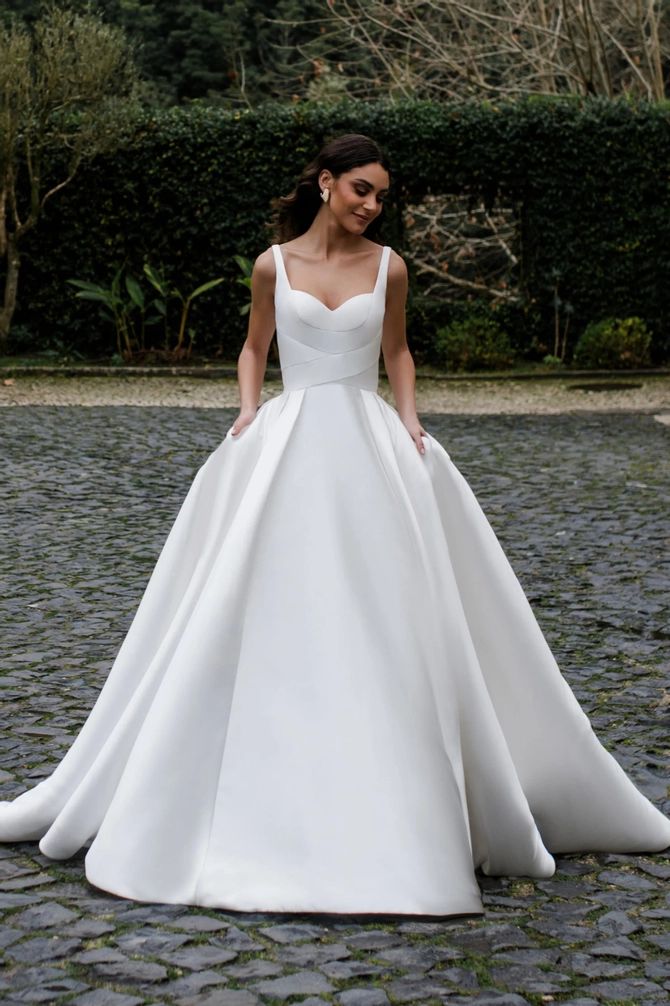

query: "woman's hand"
left=230, top=407, right=258, bottom=437
left=400, top=412, right=428, bottom=455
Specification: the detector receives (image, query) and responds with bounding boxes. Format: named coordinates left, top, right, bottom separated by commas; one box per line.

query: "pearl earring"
left=320, top=188, right=330, bottom=204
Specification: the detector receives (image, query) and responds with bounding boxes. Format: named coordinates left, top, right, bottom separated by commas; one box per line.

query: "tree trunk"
left=0, top=236, right=21, bottom=350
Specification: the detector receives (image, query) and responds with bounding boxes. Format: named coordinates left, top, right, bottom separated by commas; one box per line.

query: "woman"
left=0, top=133, right=668, bottom=917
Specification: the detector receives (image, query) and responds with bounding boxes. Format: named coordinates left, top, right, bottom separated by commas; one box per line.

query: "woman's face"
left=321, top=161, right=390, bottom=232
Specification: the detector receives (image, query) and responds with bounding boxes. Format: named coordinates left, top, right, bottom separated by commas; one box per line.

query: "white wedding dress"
left=1, top=243, right=668, bottom=916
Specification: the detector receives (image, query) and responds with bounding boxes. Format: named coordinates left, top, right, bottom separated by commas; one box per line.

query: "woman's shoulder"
left=386, top=246, right=408, bottom=282
left=363, top=239, right=407, bottom=278
left=253, top=245, right=278, bottom=279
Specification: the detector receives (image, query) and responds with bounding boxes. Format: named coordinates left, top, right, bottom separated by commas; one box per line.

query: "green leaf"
left=143, top=263, right=167, bottom=295
left=190, top=277, right=224, bottom=299
left=125, top=274, right=145, bottom=309
left=233, top=254, right=253, bottom=277
left=67, top=279, right=104, bottom=292
left=75, top=290, right=114, bottom=306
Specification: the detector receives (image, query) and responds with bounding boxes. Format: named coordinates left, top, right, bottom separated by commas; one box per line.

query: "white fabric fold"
left=1, top=240, right=668, bottom=915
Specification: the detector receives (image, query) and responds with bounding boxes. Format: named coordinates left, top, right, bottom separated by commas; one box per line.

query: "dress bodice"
left=271, top=243, right=391, bottom=392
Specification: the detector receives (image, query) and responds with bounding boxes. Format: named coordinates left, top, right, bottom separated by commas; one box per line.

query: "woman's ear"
left=318, top=169, right=332, bottom=189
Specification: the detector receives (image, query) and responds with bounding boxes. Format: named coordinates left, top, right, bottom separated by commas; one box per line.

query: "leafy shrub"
left=572, top=316, right=652, bottom=369
left=435, top=315, right=516, bottom=372
left=7, top=97, right=670, bottom=362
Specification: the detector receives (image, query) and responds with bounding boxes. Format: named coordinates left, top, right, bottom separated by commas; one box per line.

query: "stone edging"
left=1, top=365, right=669, bottom=382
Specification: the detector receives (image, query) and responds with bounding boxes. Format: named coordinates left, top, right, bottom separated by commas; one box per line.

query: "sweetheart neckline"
left=290, top=289, right=374, bottom=313
left=274, top=243, right=386, bottom=313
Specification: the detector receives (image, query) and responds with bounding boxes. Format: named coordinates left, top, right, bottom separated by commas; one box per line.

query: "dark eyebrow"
left=352, top=177, right=390, bottom=193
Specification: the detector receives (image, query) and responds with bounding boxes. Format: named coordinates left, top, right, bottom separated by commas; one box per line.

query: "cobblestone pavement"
left=1, top=405, right=669, bottom=1006
left=1, top=372, right=669, bottom=416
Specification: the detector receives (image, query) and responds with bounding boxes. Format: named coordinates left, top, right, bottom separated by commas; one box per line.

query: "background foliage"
left=3, top=0, right=667, bottom=107
left=0, top=0, right=331, bottom=107
left=6, top=96, right=670, bottom=364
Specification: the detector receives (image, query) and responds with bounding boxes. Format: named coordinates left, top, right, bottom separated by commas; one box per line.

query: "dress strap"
left=375, top=245, right=392, bottom=301
left=271, top=244, right=289, bottom=290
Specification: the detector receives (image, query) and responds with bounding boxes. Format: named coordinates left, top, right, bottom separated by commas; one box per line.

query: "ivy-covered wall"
left=12, top=96, right=670, bottom=362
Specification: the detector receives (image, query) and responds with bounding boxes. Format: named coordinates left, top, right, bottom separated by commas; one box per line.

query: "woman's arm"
left=381, top=250, right=427, bottom=455
left=230, top=248, right=277, bottom=437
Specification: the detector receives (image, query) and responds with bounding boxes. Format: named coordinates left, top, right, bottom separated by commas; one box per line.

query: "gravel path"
left=1, top=373, right=669, bottom=416
left=0, top=406, right=668, bottom=1005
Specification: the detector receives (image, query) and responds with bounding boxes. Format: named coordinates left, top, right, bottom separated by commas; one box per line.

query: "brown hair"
left=272, top=133, right=391, bottom=243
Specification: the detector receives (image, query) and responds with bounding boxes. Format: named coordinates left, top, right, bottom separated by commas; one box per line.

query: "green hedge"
left=10, top=96, right=670, bottom=362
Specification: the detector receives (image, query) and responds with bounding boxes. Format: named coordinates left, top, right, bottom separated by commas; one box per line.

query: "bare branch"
left=270, top=0, right=669, bottom=103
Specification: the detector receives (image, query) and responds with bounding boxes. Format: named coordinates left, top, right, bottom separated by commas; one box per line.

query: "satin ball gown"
left=1, top=242, right=668, bottom=916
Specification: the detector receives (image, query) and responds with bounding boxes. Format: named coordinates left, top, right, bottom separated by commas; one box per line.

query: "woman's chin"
left=351, top=215, right=370, bottom=230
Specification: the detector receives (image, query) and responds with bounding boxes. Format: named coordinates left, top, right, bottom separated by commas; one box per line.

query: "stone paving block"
left=448, top=994, right=531, bottom=1005
left=84, top=958, right=169, bottom=983
left=70, top=992, right=145, bottom=1006
left=0, top=964, right=63, bottom=993
left=637, top=860, right=670, bottom=880
left=396, top=920, right=451, bottom=935
left=159, top=944, right=238, bottom=968
left=2, top=976, right=90, bottom=1002
left=0, top=893, right=43, bottom=909
left=159, top=967, right=230, bottom=998
left=646, top=960, right=670, bottom=979
left=589, top=935, right=646, bottom=959
left=165, top=914, right=229, bottom=932
left=494, top=948, right=560, bottom=965
left=218, top=924, right=264, bottom=951
left=597, top=869, right=659, bottom=891
left=71, top=948, right=128, bottom=965
left=258, top=922, right=329, bottom=943
left=490, top=962, right=573, bottom=993
left=110, top=905, right=185, bottom=923
left=595, top=908, right=641, bottom=935
left=383, top=975, right=460, bottom=1002
left=451, top=924, right=538, bottom=954
left=0, top=872, right=56, bottom=890
left=252, top=969, right=334, bottom=999
left=274, top=941, right=351, bottom=966
left=373, top=944, right=460, bottom=971
left=178, top=991, right=260, bottom=1006
left=338, top=930, right=403, bottom=950
left=11, top=900, right=79, bottom=929
left=112, top=925, right=192, bottom=955
left=563, top=951, right=634, bottom=979
left=5, top=934, right=83, bottom=962
left=0, top=927, right=24, bottom=948
left=68, top=917, right=116, bottom=937
left=224, top=959, right=284, bottom=979
left=430, top=965, right=479, bottom=990
left=645, top=932, right=670, bottom=950
left=528, top=919, right=599, bottom=943
left=319, top=960, right=387, bottom=980
left=336, top=989, right=391, bottom=1005
left=585, top=977, right=667, bottom=999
